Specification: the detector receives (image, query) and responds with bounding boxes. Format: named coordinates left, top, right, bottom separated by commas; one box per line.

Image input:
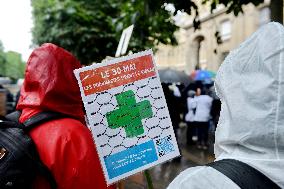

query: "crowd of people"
left=162, top=80, right=221, bottom=151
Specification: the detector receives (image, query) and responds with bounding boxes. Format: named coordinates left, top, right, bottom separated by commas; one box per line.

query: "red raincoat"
left=17, top=43, right=115, bottom=189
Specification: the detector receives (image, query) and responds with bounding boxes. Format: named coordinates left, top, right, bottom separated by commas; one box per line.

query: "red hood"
left=17, top=43, right=84, bottom=122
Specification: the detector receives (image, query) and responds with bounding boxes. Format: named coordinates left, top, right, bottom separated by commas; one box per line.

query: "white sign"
left=115, top=25, right=134, bottom=57
left=74, top=50, right=180, bottom=185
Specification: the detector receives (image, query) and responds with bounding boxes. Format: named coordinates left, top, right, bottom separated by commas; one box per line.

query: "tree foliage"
left=0, top=41, right=7, bottom=76
left=5, top=51, right=25, bottom=80
left=167, top=0, right=265, bottom=31
left=31, top=0, right=178, bottom=65
left=0, top=40, right=25, bottom=80
left=32, top=0, right=278, bottom=65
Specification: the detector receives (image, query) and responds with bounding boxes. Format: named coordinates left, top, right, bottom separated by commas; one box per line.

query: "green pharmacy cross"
left=106, top=90, right=153, bottom=138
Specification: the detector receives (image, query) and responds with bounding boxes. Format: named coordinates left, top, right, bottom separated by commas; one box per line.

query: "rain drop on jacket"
left=17, top=43, right=115, bottom=189
left=168, top=22, right=284, bottom=188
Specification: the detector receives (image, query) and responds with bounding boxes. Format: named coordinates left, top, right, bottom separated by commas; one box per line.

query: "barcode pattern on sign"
left=155, top=135, right=175, bottom=157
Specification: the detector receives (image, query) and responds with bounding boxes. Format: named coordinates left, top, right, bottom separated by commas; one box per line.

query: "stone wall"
left=155, top=2, right=272, bottom=74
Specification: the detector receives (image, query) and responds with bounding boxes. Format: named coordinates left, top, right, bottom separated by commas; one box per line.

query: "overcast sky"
left=0, top=0, right=33, bottom=61
left=0, top=1, right=187, bottom=63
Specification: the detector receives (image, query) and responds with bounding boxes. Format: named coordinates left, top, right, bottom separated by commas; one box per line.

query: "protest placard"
left=74, top=50, right=180, bottom=185
left=115, top=25, right=134, bottom=57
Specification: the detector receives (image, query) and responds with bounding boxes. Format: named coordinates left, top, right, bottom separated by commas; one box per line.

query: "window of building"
left=220, top=20, right=231, bottom=41
left=259, top=7, right=270, bottom=26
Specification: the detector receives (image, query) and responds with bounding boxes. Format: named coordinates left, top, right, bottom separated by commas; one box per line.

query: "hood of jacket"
left=214, top=22, right=284, bottom=187
left=17, top=43, right=84, bottom=122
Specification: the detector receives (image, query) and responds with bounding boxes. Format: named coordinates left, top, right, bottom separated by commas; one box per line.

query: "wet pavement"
left=124, top=123, right=216, bottom=189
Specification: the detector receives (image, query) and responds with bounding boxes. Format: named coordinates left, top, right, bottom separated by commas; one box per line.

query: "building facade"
left=154, top=1, right=272, bottom=74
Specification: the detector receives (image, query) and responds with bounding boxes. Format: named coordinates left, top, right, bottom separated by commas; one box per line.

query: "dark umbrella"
left=158, top=68, right=192, bottom=86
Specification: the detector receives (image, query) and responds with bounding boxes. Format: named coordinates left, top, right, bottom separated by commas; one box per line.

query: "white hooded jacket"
left=168, top=22, right=284, bottom=188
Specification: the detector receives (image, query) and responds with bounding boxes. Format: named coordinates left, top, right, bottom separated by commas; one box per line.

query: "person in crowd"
left=181, top=83, right=197, bottom=121
left=171, top=83, right=182, bottom=98
left=170, top=83, right=183, bottom=123
left=162, top=83, right=180, bottom=135
left=162, top=82, right=182, bottom=161
left=14, top=79, right=24, bottom=110
left=0, top=84, right=14, bottom=114
left=16, top=43, right=115, bottom=189
left=0, top=85, right=7, bottom=118
left=193, top=87, right=213, bottom=150
left=184, top=90, right=197, bottom=145
left=167, top=22, right=284, bottom=189
left=210, top=86, right=221, bottom=129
